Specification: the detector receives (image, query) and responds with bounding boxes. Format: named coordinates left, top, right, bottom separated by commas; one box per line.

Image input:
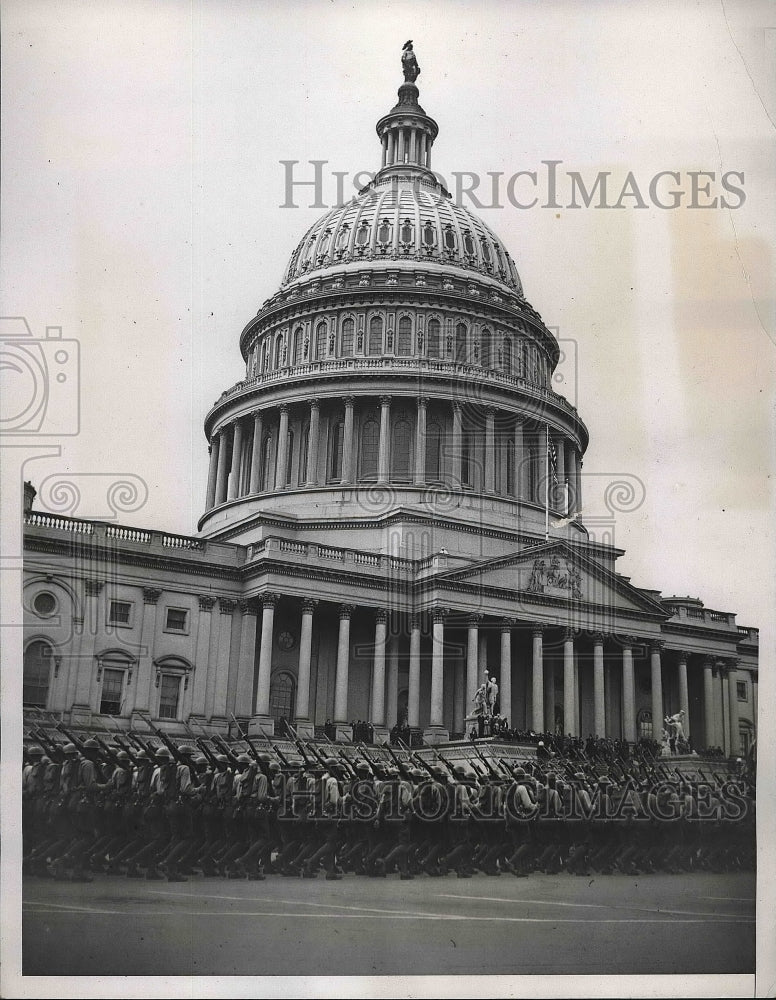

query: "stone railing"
left=251, top=535, right=416, bottom=576
left=210, top=356, right=579, bottom=419
left=24, top=511, right=218, bottom=558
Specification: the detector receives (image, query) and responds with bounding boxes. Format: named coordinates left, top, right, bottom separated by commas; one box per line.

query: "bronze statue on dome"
left=402, top=40, right=421, bottom=83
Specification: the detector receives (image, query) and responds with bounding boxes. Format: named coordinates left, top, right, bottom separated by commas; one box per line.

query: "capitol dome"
left=281, top=179, right=524, bottom=298
left=199, top=63, right=588, bottom=552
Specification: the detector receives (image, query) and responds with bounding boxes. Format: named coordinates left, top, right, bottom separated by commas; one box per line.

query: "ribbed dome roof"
left=282, top=176, right=524, bottom=298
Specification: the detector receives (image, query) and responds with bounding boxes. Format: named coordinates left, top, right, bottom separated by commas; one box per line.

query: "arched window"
left=444, top=226, right=457, bottom=251
left=356, top=222, right=370, bottom=247
left=400, top=219, right=413, bottom=244
left=463, top=231, right=475, bottom=256
left=368, top=315, right=383, bottom=355
left=270, top=671, right=296, bottom=724
left=516, top=339, right=525, bottom=377
left=329, top=419, right=344, bottom=481
left=481, top=328, right=492, bottom=368
left=425, top=421, right=443, bottom=481
left=481, top=239, right=492, bottom=267
left=359, top=419, right=379, bottom=480
left=261, top=339, right=269, bottom=373
left=273, top=334, right=284, bottom=369
left=98, top=651, right=134, bottom=716
left=261, top=432, right=273, bottom=491
left=455, top=323, right=468, bottom=363
left=638, top=710, right=653, bottom=740
left=285, top=429, right=295, bottom=486
left=315, top=322, right=327, bottom=361
left=422, top=221, right=436, bottom=247
left=318, top=229, right=331, bottom=256
left=292, top=326, right=303, bottom=365
left=23, top=639, right=54, bottom=707
left=341, top=318, right=355, bottom=357
left=427, top=318, right=441, bottom=358
left=503, top=337, right=512, bottom=374
left=335, top=225, right=349, bottom=252
left=392, top=418, right=412, bottom=481
left=377, top=219, right=391, bottom=245
left=397, top=316, right=412, bottom=356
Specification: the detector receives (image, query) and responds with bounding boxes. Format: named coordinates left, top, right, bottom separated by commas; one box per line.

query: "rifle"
left=31, top=727, right=65, bottom=762
left=55, top=721, right=86, bottom=750
left=135, top=712, right=188, bottom=764
left=94, top=735, right=121, bottom=767
left=211, top=733, right=241, bottom=767
left=396, top=738, right=435, bottom=779
left=304, top=740, right=330, bottom=770
left=470, top=741, right=503, bottom=780
left=384, top=742, right=414, bottom=780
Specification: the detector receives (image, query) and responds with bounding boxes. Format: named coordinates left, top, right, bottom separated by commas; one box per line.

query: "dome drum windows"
left=463, top=230, right=476, bottom=258
left=400, top=219, right=414, bottom=248
left=356, top=222, right=370, bottom=250
left=427, top=318, right=441, bottom=359
left=377, top=219, right=392, bottom=250
left=340, top=317, right=355, bottom=358
left=368, top=315, right=384, bottom=355
left=396, top=315, right=412, bottom=356
left=335, top=224, right=350, bottom=256
left=443, top=225, right=457, bottom=253
left=422, top=221, right=437, bottom=249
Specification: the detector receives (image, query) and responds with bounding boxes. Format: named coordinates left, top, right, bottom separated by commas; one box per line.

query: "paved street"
left=23, top=871, right=755, bottom=977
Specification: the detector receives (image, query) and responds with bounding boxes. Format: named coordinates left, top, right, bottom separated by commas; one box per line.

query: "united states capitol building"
left=22, top=49, right=758, bottom=757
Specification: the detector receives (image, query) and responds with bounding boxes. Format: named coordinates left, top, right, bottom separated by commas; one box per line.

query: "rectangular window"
left=100, top=668, right=124, bottom=716
left=158, top=674, right=181, bottom=720
left=165, top=607, right=188, bottom=632
left=108, top=600, right=132, bottom=626
left=737, top=680, right=747, bottom=702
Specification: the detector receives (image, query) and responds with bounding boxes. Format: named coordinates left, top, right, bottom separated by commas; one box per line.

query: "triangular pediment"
left=438, top=540, right=667, bottom=616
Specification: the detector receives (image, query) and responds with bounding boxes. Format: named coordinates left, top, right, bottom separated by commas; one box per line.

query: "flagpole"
left=544, top=424, right=550, bottom=541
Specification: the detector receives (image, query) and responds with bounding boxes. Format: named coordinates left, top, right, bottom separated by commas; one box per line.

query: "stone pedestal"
left=369, top=725, right=390, bottom=745
left=292, top=721, right=317, bottom=740
left=69, top=705, right=93, bottom=727
left=248, top=715, right=275, bottom=738
left=423, top=726, right=450, bottom=745
left=335, top=724, right=353, bottom=742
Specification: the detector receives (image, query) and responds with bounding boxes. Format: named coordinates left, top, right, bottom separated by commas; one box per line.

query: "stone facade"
left=22, top=64, right=758, bottom=754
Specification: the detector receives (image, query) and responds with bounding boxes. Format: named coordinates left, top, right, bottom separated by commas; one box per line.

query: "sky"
left=2, top=0, right=774, bottom=633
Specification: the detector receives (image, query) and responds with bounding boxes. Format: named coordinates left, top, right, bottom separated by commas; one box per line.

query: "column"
left=500, top=620, right=513, bottom=725
left=205, top=436, right=219, bottom=510
left=563, top=629, right=575, bottom=738
left=235, top=600, right=258, bottom=718
left=381, top=133, right=388, bottom=168
left=306, top=399, right=320, bottom=485
left=130, top=586, right=160, bottom=718
left=531, top=626, right=544, bottom=732
left=377, top=395, right=391, bottom=482
left=703, top=656, right=716, bottom=748
left=428, top=608, right=447, bottom=733
left=409, top=129, right=416, bottom=163
left=720, top=666, right=731, bottom=755
left=333, top=605, right=353, bottom=724
left=387, top=632, right=400, bottom=728
left=189, top=596, right=215, bottom=721
left=212, top=599, right=235, bottom=722
left=387, top=131, right=395, bottom=165
left=566, top=443, right=578, bottom=512
left=414, top=396, right=428, bottom=485
left=342, top=396, right=355, bottom=484
left=250, top=593, right=278, bottom=732
left=650, top=642, right=664, bottom=740
left=727, top=659, right=741, bottom=756
left=397, top=128, right=405, bottom=162
left=451, top=402, right=462, bottom=487
left=249, top=411, right=264, bottom=494
left=513, top=417, right=525, bottom=499
left=71, top=580, right=104, bottom=722
left=466, top=615, right=480, bottom=713
left=485, top=407, right=496, bottom=493
left=370, top=609, right=388, bottom=729
left=274, top=404, right=289, bottom=489
left=593, top=634, right=605, bottom=737
left=677, top=652, right=690, bottom=742
left=408, top=616, right=421, bottom=728
left=555, top=436, right=567, bottom=514
left=214, top=427, right=230, bottom=506
left=228, top=419, right=244, bottom=501
left=295, top=599, right=317, bottom=724
left=621, top=637, right=636, bottom=743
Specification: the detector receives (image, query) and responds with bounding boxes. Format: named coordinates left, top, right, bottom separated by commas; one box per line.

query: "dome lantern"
left=374, top=43, right=439, bottom=184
